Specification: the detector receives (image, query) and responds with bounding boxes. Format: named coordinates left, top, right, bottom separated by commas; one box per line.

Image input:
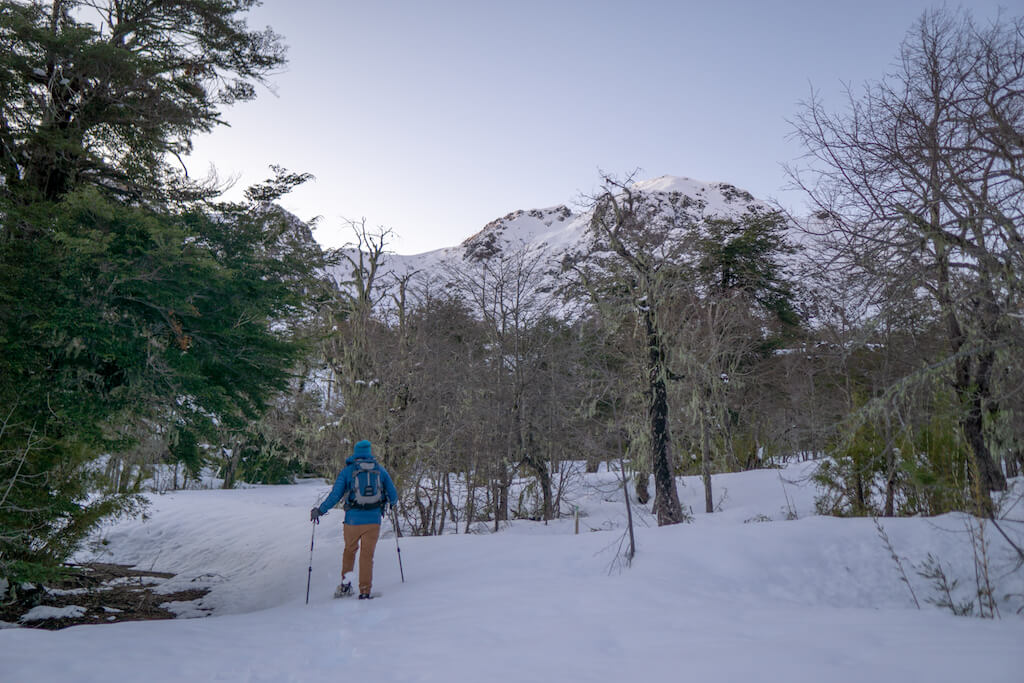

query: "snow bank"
left=19, top=605, right=87, bottom=623
left=1, top=463, right=1021, bottom=683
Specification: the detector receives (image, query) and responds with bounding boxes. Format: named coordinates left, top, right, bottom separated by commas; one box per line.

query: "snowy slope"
left=326, top=175, right=781, bottom=297
left=2, top=463, right=1022, bottom=683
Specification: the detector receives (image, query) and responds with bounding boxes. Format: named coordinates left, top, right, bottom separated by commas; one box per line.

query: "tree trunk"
left=523, top=451, right=553, bottom=521
left=634, top=468, right=650, bottom=504
left=884, top=414, right=896, bottom=517
left=883, top=452, right=896, bottom=518
left=701, top=412, right=713, bottom=514
left=537, top=461, right=553, bottom=521
left=428, top=476, right=438, bottom=535
left=955, top=350, right=1008, bottom=508
left=436, top=473, right=447, bottom=535
left=414, top=485, right=431, bottom=536
left=938, top=237, right=1007, bottom=504
left=221, top=443, right=240, bottom=490
left=621, top=459, right=637, bottom=564
left=645, top=309, right=684, bottom=525
left=497, top=478, right=509, bottom=523
left=854, top=470, right=866, bottom=515
left=492, top=482, right=499, bottom=532
left=464, top=472, right=476, bottom=534
left=1005, top=453, right=1020, bottom=479
left=444, top=472, right=458, bottom=532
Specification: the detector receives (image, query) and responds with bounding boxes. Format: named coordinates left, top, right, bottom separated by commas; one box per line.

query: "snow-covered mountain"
left=326, top=175, right=779, bottom=295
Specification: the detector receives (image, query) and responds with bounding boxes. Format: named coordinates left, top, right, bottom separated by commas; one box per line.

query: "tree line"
left=299, top=8, right=1024, bottom=532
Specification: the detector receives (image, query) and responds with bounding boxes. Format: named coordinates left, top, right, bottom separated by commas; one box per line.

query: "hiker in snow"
left=310, top=440, right=398, bottom=599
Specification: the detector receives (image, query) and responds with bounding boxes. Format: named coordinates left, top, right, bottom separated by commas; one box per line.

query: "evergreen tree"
left=0, top=1, right=322, bottom=583
left=0, top=0, right=285, bottom=204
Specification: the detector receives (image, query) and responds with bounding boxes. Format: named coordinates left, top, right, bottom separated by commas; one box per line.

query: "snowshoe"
left=333, top=580, right=353, bottom=599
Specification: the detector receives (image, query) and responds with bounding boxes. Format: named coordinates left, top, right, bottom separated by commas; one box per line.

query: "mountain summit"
left=329, top=176, right=777, bottom=291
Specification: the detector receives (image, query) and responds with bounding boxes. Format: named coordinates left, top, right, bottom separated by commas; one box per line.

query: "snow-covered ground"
left=2, top=462, right=1022, bottom=682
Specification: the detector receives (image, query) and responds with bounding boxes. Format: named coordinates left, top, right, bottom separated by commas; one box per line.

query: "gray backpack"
left=347, top=461, right=384, bottom=510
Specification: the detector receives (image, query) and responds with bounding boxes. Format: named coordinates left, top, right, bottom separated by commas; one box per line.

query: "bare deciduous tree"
left=568, top=176, right=689, bottom=525
left=789, top=8, right=1024, bottom=506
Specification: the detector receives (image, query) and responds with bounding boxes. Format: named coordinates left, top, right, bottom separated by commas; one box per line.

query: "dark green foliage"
left=814, top=389, right=971, bottom=517
left=229, top=390, right=331, bottom=486
left=813, top=421, right=887, bottom=517
left=699, top=213, right=800, bottom=333
left=0, top=0, right=286, bottom=203
left=899, top=415, right=969, bottom=516
left=245, top=166, right=316, bottom=204
left=0, top=1, right=317, bottom=583
left=235, top=442, right=304, bottom=486
left=167, top=429, right=203, bottom=482
left=1, top=186, right=323, bottom=579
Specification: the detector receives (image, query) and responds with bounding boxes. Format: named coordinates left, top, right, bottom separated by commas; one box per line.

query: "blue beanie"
left=353, top=440, right=373, bottom=459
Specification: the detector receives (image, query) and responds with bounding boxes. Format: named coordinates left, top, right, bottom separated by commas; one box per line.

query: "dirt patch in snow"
left=1, top=563, right=211, bottom=630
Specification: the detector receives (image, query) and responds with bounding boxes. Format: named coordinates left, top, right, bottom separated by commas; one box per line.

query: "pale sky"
left=183, top=0, right=1012, bottom=255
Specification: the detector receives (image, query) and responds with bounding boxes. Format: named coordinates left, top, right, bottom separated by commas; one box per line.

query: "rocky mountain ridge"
left=325, top=175, right=782, bottom=301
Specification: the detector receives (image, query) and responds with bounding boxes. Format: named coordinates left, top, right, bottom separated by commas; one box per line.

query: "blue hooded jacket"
left=317, top=440, right=399, bottom=525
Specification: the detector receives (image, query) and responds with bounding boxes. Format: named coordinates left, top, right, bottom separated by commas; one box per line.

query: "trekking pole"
left=305, top=518, right=318, bottom=604
left=391, top=506, right=405, bottom=583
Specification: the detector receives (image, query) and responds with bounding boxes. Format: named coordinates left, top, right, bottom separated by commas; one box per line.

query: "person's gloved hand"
left=310, top=507, right=321, bottom=522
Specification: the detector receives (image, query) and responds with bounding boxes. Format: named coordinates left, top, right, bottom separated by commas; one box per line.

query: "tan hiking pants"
left=342, top=523, right=381, bottom=594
